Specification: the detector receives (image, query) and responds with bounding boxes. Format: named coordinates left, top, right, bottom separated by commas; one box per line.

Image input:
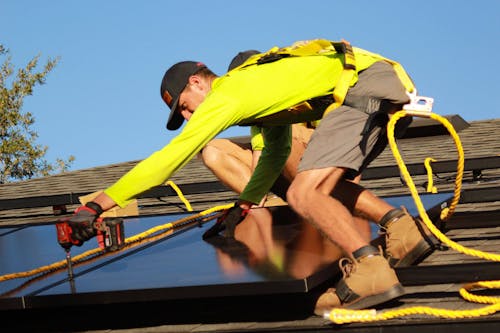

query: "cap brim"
left=166, top=98, right=184, bottom=130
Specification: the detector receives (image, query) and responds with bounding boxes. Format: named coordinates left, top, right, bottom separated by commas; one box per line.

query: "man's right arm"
left=239, top=125, right=291, bottom=205
left=104, top=94, right=240, bottom=208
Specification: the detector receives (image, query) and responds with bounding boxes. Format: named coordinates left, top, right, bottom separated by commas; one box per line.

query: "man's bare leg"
left=344, top=175, right=373, bottom=242
left=287, top=167, right=369, bottom=253
left=287, top=167, right=404, bottom=311
left=284, top=131, right=372, bottom=243
left=201, top=132, right=311, bottom=202
left=332, top=177, right=438, bottom=267
left=201, top=139, right=253, bottom=194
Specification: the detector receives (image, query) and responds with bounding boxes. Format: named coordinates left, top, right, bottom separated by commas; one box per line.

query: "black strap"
left=352, top=245, right=379, bottom=260
left=85, top=201, right=104, bottom=216
left=344, top=95, right=382, bottom=114
left=331, top=41, right=356, bottom=70
left=335, top=279, right=361, bottom=304
left=256, top=53, right=290, bottom=65
left=379, top=208, right=405, bottom=227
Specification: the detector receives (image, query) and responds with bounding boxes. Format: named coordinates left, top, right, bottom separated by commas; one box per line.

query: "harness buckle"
left=403, top=91, right=434, bottom=115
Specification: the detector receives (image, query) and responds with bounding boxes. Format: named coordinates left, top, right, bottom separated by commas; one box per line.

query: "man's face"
left=177, top=76, right=209, bottom=121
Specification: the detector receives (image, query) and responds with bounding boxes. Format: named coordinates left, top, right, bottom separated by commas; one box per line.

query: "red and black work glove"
left=66, top=202, right=104, bottom=244
left=202, top=203, right=249, bottom=239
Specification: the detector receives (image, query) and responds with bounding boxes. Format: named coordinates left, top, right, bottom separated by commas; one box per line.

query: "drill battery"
left=94, top=217, right=125, bottom=252
left=56, top=217, right=125, bottom=252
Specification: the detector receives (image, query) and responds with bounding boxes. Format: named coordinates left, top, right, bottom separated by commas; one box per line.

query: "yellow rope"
left=0, top=248, right=103, bottom=282
left=424, top=157, right=438, bottom=193
left=166, top=180, right=193, bottom=211
left=0, top=202, right=232, bottom=282
left=328, top=280, right=500, bottom=323
left=387, top=111, right=497, bottom=260
left=4, top=111, right=498, bottom=323
left=327, top=110, right=500, bottom=324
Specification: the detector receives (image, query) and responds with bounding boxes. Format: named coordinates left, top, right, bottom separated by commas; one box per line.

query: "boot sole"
left=345, top=283, right=405, bottom=310
left=390, top=236, right=437, bottom=268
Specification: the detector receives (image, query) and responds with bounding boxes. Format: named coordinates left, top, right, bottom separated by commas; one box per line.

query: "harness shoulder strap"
left=324, top=40, right=357, bottom=116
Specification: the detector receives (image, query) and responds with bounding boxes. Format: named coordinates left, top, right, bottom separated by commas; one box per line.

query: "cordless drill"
left=56, top=217, right=126, bottom=252
left=56, top=216, right=125, bottom=284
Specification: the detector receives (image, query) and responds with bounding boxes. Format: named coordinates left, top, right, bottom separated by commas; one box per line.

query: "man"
left=66, top=39, right=437, bottom=313
left=201, top=49, right=372, bottom=239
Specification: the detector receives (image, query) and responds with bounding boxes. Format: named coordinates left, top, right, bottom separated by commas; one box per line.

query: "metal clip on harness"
left=403, top=91, right=434, bottom=116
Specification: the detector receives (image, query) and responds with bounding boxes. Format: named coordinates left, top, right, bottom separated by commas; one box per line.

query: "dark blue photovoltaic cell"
left=0, top=215, right=189, bottom=296
left=0, top=193, right=453, bottom=309
left=36, top=224, right=279, bottom=295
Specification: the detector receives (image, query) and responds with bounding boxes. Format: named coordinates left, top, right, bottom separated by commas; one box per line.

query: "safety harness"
left=233, top=39, right=417, bottom=121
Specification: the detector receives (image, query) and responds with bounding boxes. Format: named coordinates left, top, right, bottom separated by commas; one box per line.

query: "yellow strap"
left=287, top=39, right=335, bottom=56
left=235, top=39, right=415, bottom=119
left=386, top=60, right=416, bottom=93
left=324, top=43, right=416, bottom=117
left=323, top=41, right=356, bottom=117
left=281, top=40, right=356, bottom=118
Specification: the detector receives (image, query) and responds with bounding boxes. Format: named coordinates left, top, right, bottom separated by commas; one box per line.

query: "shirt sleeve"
left=104, top=94, right=239, bottom=208
left=250, top=125, right=264, bottom=151
left=240, top=125, right=291, bottom=203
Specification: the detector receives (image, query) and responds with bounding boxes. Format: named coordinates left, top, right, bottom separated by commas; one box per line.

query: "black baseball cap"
left=160, top=61, right=207, bottom=130
left=228, top=50, right=260, bottom=71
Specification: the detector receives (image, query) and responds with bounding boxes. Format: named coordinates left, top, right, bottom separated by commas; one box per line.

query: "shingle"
left=1, top=118, right=500, bottom=332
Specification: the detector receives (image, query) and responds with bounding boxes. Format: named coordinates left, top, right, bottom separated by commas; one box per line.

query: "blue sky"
left=1, top=1, right=499, bottom=171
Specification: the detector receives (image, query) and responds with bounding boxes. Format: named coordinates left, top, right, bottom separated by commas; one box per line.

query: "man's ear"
left=180, top=108, right=193, bottom=120
left=189, top=75, right=209, bottom=93
left=188, top=75, right=202, bottom=86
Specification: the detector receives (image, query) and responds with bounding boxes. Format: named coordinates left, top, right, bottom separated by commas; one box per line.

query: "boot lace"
left=338, top=257, right=356, bottom=278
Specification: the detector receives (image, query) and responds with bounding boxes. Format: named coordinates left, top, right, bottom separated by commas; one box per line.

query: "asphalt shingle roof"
left=1, top=116, right=499, bottom=333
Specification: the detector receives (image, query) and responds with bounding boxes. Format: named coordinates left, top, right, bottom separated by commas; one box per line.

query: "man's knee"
left=201, top=140, right=226, bottom=169
left=286, top=178, right=309, bottom=214
left=288, top=167, right=346, bottom=213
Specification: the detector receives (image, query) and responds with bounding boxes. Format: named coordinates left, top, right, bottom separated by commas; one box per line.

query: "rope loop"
left=327, top=110, right=499, bottom=324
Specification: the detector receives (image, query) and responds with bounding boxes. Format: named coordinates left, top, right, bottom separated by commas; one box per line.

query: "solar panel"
left=0, top=192, right=453, bottom=310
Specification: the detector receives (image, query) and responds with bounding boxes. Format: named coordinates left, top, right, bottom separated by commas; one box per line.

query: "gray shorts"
left=298, top=61, right=412, bottom=179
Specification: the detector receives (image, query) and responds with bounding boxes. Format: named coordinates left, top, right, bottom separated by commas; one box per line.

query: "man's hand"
left=202, top=203, right=249, bottom=239
left=66, top=202, right=104, bottom=244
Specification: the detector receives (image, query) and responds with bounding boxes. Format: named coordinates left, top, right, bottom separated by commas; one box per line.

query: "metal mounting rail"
left=362, top=156, right=500, bottom=180
left=0, top=156, right=498, bottom=211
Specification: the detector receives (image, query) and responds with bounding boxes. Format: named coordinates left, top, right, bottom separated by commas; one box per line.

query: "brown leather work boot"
left=314, top=247, right=404, bottom=316
left=379, top=207, right=439, bottom=267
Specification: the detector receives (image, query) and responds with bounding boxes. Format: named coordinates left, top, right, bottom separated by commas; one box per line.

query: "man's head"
left=160, top=61, right=215, bottom=130
left=160, top=50, right=259, bottom=131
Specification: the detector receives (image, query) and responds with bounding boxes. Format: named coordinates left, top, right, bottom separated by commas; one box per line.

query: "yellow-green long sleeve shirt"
left=105, top=45, right=384, bottom=207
